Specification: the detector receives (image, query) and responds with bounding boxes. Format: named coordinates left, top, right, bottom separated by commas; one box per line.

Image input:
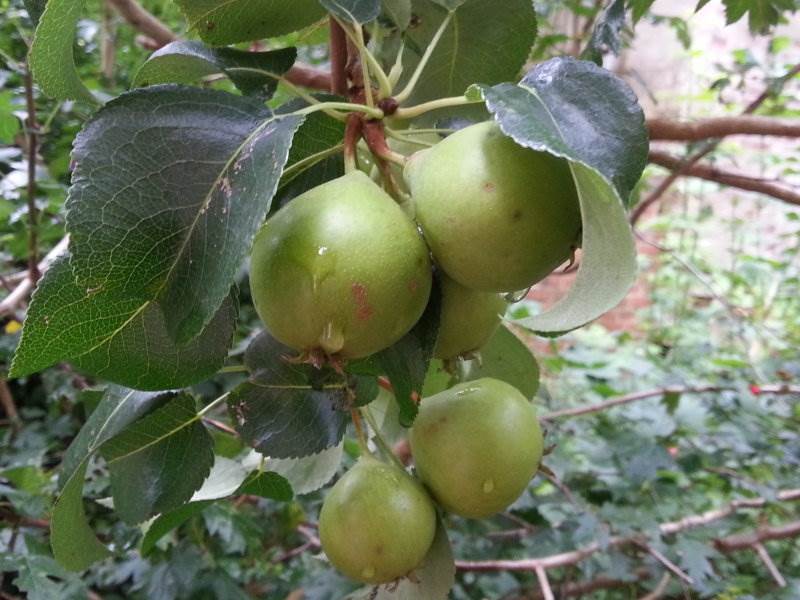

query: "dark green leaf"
left=485, top=57, right=648, bottom=201
left=51, top=387, right=172, bottom=570
left=228, top=332, right=350, bottom=458
left=321, top=0, right=382, bottom=22
left=481, top=58, right=644, bottom=335
left=65, top=86, right=302, bottom=343
left=10, top=256, right=238, bottom=390
left=237, top=471, right=293, bottom=500
left=582, top=0, right=626, bottom=64
left=373, top=276, right=441, bottom=426
left=29, top=0, right=96, bottom=103
left=275, top=109, right=345, bottom=206
left=175, top=0, right=327, bottom=45
left=134, top=41, right=297, bottom=98
left=141, top=501, right=214, bottom=556
left=398, top=0, right=537, bottom=105
left=23, top=0, right=47, bottom=26
left=100, top=394, right=214, bottom=525
left=460, top=325, right=539, bottom=398
left=59, top=386, right=170, bottom=488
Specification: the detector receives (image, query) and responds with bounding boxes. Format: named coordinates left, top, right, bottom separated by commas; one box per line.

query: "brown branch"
left=329, top=16, right=348, bottom=96
left=636, top=541, right=693, bottom=585
left=285, top=64, right=332, bottom=92
left=540, top=383, right=800, bottom=421
left=455, top=488, right=800, bottom=573
left=107, top=0, right=176, bottom=46
left=648, top=149, right=800, bottom=206
left=0, top=380, right=21, bottom=433
left=542, top=384, right=799, bottom=421
left=505, top=569, right=652, bottom=600
left=534, top=565, right=555, bottom=600
left=631, top=61, right=800, bottom=225
left=638, top=573, right=672, bottom=600
left=714, top=520, right=800, bottom=552
left=753, top=542, right=787, bottom=587
left=647, top=115, right=800, bottom=141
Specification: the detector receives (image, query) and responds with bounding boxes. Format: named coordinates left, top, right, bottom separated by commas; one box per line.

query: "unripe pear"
left=319, top=456, right=437, bottom=584
left=249, top=171, right=432, bottom=359
left=434, top=275, right=507, bottom=359
left=406, top=121, right=581, bottom=292
left=410, top=378, right=543, bottom=518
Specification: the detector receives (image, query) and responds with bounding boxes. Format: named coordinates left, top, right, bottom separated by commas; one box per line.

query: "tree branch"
left=455, top=488, right=800, bottom=573
left=647, top=115, right=800, bottom=141
left=541, top=384, right=800, bottom=421
left=631, top=61, right=800, bottom=225
left=648, top=149, right=800, bottom=206
left=107, top=0, right=176, bottom=47
left=0, top=380, right=21, bottom=433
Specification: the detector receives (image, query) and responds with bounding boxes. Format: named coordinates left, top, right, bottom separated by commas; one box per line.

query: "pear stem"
left=394, top=95, right=482, bottom=120
left=361, top=406, right=406, bottom=470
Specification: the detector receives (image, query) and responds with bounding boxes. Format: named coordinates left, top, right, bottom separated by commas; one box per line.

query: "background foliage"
left=1, top=0, right=799, bottom=599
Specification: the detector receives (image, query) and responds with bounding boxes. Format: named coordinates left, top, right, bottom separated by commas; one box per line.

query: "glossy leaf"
left=134, top=42, right=297, bottom=98
left=480, top=58, right=645, bottom=335
left=321, top=0, right=381, bottom=22
left=399, top=0, right=537, bottom=105
left=228, top=332, right=350, bottom=458
left=460, top=325, right=539, bottom=398
left=64, top=86, right=302, bottom=343
left=29, top=0, right=96, bottom=103
left=10, top=256, right=237, bottom=390
left=100, top=394, right=214, bottom=525
left=52, top=387, right=172, bottom=570
left=483, top=58, right=648, bottom=202
left=175, top=0, right=327, bottom=45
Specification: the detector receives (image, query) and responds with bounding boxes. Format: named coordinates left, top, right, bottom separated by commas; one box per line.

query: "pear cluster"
left=249, top=121, right=581, bottom=362
left=249, top=122, right=580, bottom=584
left=319, top=377, right=544, bottom=584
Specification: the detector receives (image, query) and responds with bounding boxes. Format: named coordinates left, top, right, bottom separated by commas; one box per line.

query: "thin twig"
left=638, top=572, right=672, bottom=600
left=636, top=541, right=693, bottom=585
left=0, top=380, right=21, bottom=433
left=534, top=565, right=555, bottom=600
left=753, top=542, right=787, bottom=587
